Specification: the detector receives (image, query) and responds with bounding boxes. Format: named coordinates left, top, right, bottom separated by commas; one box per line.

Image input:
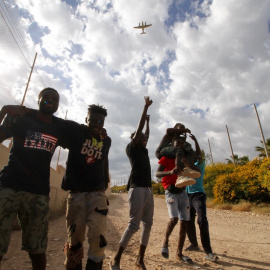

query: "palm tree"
left=255, top=138, right=270, bottom=157
left=225, top=154, right=249, bottom=165
left=238, top=155, right=249, bottom=165
left=225, top=154, right=239, bottom=164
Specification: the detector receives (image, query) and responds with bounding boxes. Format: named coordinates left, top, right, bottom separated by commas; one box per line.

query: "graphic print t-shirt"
left=61, top=121, right=111, bottom=191
left=0, top=113, right=65, bottom=196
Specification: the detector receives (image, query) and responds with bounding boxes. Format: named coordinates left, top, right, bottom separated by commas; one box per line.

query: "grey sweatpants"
left=119, top=187, right=154, bottom=248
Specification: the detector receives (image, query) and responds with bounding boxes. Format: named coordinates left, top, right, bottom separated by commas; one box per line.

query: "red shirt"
left=158, top=156, right=177, bottom=190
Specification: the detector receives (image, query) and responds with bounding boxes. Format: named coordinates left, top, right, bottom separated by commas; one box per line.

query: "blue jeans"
left=165, top=189, right=190, bottom=220
left=187, top=192, right=212, bottom=254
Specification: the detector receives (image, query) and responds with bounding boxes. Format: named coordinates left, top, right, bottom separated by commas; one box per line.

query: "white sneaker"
left=182, top=167, right=201, bottom=178
left=205, top=253, right=219, bottom=262
left=175, top=176, right=196, bottom=188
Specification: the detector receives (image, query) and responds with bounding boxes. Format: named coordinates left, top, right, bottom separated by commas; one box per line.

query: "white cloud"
left=1, top=0, right=270, bottom=184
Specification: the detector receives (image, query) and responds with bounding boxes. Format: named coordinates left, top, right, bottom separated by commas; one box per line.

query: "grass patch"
left=207, top=198, right=270, bottom=215
left=154, top=194, right=165, bottom=199
left=232, top=201, right=252, bottom=212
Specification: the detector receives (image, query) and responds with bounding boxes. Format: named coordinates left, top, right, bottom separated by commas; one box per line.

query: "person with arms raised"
left=110, top=96, right=153, bottom=270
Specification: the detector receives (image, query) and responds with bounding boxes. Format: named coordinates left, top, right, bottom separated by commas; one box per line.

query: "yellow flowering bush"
left=204, top=163, right=235, bottom=198
left=213, top=172, right=244, bottom=203
left=257, top=157, right=270, bottom=190
left=210, top=158, right=270, bottom=204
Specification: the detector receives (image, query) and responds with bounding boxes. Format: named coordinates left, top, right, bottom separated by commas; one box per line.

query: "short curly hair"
left=87, top=104, right=107, bottom=117
left=38, top=87, right=59, bottom=100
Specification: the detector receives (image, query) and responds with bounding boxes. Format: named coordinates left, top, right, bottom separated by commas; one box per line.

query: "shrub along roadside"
left=111, top=158, right=270, bottom=209
left=206, top=158, right=270, bottom=204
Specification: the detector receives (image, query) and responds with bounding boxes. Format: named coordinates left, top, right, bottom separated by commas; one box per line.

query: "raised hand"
left=144, top=96, right=153, bottom=107
left=189, top=133, right=196, bottom=141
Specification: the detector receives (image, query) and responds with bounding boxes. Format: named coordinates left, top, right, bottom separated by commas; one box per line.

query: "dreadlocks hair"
left=38, top=87, right=59, bottom=100
left=88, top=104, right=107, bottom=117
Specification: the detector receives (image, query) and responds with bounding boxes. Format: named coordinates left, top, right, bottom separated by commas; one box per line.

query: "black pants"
left=187, top=192, right=212, bottom=254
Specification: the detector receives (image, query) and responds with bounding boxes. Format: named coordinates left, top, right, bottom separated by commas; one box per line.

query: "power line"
left=0, top=1, right=54, bottom=89
left=0, top=2, right=32, bottom=67
left=2, top=0, right=33, bottom=61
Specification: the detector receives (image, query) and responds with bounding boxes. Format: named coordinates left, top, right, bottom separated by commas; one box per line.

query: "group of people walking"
left=0, top=88, right=217, bottom=270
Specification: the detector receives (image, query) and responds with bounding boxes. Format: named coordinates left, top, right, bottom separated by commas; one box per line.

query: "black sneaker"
left=184, top=244, right=199, bottom=251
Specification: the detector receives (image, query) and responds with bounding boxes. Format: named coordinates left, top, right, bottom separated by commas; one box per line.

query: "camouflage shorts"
left=66, top=191, right=108, bottom=262
left=0, top=188, right=49, bottom=256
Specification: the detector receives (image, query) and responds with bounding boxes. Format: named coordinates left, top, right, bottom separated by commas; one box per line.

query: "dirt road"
left=1, top=193, right=270, bottom=270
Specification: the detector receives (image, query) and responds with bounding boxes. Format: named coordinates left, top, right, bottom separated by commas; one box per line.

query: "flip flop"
left=177, top=254, right=193, bottom=264
left=109, top=261, right=120, bottom=270
left=182, top=255, right=192, bottom=263
left=161, top=247, right=169, bottom=259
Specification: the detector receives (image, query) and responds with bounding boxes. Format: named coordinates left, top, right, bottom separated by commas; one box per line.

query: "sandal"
left=161, top=247, right=169, bottom=259
left=109, top=261, right=120, bottom=270
left=176, top=254, right=193, bottom=264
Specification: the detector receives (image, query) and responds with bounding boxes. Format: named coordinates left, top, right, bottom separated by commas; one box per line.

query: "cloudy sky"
left=1, top=0, right=270, bottom=186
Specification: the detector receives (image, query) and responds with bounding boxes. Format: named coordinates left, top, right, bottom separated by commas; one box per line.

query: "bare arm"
left=189, top=134, right=202, bottom=163
left=156, top=164, right=181, bottom=178
left=144, top=114, right=150, bottom=141
left=0, top=105, right=29, bottom=143
left=0, top=105, right=29, bottom=124
left=132, top=96, right=153, bottom=146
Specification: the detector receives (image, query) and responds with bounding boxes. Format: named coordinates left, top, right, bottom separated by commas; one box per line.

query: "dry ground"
left=1, top=193, right=270, bottom=270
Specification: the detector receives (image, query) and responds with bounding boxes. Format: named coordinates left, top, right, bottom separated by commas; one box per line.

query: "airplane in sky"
left=133, top=21, right=152, bottom=34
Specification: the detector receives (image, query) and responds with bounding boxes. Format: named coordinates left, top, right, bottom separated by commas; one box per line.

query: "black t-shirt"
left=126, top=141, right=152, bottom=190
left=0, top=113, right=66, bottom=196
left=61, top=120, right=111, bottom=191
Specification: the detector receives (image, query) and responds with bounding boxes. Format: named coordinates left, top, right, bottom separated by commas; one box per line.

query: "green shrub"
left=152, top=182, right=165, bottom=195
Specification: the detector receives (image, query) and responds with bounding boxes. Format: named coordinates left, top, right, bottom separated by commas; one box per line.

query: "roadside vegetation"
left=111, top=157, right=270, bottom=215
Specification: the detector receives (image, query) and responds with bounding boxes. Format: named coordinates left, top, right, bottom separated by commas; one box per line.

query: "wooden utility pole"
left=2, top=53, right=37, bottom=146
left=208, top=138, right=214, bottom=164
left=254, top=104, right=269, bottom=158
left=226, top=125, right=235, bottom=165
left=56, top=110, right=68, bottom=168
left=21, top=53, right=37, bottom=106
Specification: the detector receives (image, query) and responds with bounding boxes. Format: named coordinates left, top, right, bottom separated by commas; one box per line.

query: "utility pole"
left=226, top=125, right=235, bottom=165
left=21, top=53, right=37, bottom=106
left=3, top=53, right=37, bottom=147
left=254, top=104, right=269, bottom=158
left=208, top=138, right=214, bottom=164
